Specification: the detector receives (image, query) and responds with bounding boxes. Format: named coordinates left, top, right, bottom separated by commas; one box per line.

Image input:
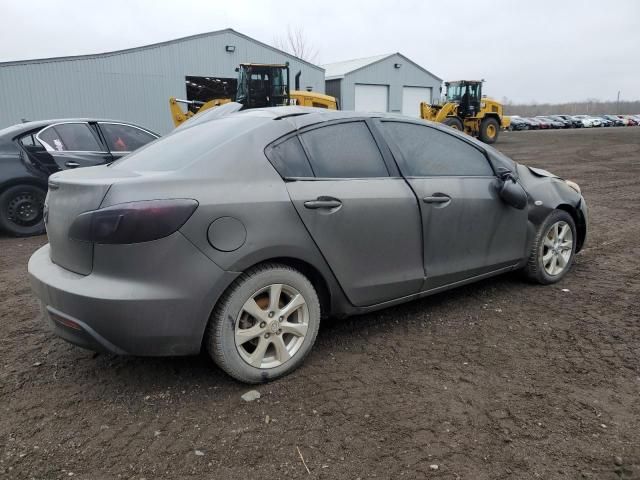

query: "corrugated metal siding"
left=0, top=31, right=325, bottom=134
left=339, top=54, right=441, bottom=113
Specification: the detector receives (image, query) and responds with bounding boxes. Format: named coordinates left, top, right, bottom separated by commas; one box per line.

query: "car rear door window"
left=265, top=135, right=314, bottom=178
left=37, top=123, right=103, bottom=152
left=380, top=122, right=493, bottom=177
left=99, top=123, right=157, bottom=152
left=300, top=122, right=389, bottom=178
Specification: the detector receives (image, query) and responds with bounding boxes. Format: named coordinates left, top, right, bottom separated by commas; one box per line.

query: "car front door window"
left=380, top=122, right=494, bottom=177
left=99, top=123, right=157, bottom=156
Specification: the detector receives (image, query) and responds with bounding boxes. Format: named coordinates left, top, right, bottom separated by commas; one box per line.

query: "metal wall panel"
left=337, top=54, right=441, bottom=113
left=0, top=30, right=325, bottom=134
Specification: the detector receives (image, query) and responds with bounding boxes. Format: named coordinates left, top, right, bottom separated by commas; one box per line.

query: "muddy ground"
left=1, top=127, right=639, bottom=479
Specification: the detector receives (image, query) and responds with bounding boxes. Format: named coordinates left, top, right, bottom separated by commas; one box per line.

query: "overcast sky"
left=1, top=0, right=638, bottom=103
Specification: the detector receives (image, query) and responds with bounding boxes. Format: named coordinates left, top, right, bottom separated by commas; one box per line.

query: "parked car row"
left=509, top=114, right=640, bottom=130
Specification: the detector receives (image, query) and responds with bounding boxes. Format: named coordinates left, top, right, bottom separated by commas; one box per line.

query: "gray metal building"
left=324, top=53, right=442, bottom=117
left=0, top=29, right=325, bottom=134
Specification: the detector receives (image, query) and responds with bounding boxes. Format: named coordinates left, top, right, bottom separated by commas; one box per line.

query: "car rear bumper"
left=28, top=234, right=239, bottom=356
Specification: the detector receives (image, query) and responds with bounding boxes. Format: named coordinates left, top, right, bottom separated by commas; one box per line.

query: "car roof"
left=0, top=118, right=156, bottom=140
left=170, top=105, right=515, bottom=169
left=235, top=106, right=462, bottom=131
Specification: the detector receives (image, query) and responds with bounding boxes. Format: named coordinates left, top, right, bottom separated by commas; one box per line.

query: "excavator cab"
left=235, top=64, right=290, bottom=108
left=445, top=81, right=482, bottom=118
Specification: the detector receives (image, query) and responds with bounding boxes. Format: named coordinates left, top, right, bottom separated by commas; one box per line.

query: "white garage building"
left=323, top=53, right=442, bottom=117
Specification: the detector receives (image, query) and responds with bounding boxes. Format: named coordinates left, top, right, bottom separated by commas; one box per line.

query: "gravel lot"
left=1, top=127, right=639, bottom=479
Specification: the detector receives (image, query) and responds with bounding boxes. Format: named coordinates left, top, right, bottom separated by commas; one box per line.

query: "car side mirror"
left=498, top=174, right=527, bottom=210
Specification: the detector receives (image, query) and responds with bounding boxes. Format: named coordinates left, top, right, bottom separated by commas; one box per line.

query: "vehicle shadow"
left=59, top=270, right=526, bottom=395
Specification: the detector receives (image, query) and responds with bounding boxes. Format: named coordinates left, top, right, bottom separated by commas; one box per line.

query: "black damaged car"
left=0, top=119, right=158, bottom=236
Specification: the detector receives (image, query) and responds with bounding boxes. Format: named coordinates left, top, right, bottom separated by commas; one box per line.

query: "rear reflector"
left=49, top=311, right=83, bottom=331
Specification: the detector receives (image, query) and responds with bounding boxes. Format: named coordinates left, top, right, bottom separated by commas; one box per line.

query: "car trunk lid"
left=45, top=166, right=139, bottom=275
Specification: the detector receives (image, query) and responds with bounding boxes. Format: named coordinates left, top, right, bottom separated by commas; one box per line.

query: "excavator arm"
left=420, top=102, right=459, bottom=123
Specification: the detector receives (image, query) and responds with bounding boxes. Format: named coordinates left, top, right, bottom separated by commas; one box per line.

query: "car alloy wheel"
left=207, top=263, right=320, bottom=383
left=523, top=209, right=577, bottom=285
left=541, top=220, right=574, bottom=276
left=235, top=283, right=309, bottom=369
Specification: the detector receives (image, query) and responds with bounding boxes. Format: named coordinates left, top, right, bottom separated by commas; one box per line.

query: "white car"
left=573, top=115, right=598, bottom=128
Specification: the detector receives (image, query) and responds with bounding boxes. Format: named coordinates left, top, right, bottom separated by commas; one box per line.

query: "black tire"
left=206, top=263, right=321, bottom=383
left=0, top=184, right=46, bottom=237
left=479, top=117, right=500, bottom=144
left=523, top=209, right=577, bottom=285
left=442, top=117, right=464, bottom=131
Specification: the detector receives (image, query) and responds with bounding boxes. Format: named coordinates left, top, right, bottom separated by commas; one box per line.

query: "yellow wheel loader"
left=170, top=63, right=337, bottom=127
left=420, top=80, right=509, bottom=144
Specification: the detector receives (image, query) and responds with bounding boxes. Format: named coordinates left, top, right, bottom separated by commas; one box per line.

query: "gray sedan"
left=29, top=107, right=588, bottom=383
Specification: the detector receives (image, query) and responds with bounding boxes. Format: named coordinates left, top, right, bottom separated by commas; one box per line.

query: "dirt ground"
left=1, top=127, right=639, bottom=480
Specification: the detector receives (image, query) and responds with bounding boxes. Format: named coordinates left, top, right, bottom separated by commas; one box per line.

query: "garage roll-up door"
left=402, top=86, right=432, bottom=117
left=354, top=84, right=388, bottom=112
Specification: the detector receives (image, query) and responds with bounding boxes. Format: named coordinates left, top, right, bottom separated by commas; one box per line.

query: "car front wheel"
left=206, top=263, right=321, bottom=383
left=524, top=209, right=577, bottom=284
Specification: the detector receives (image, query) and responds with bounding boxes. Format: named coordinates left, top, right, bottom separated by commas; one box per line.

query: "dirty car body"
left=28, top=107, right=588, bottom=382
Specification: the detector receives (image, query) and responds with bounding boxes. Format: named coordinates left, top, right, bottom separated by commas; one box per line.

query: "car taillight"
left=69, top=199, right=198, bottom=244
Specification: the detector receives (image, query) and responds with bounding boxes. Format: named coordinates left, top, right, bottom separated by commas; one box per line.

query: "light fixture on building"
left=394, top=63, right=402, bottom=69
left=225, top=45, right=236, bottom=53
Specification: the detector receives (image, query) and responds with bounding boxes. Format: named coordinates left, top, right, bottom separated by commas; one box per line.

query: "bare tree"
left=273, top=26, right=319, bottom=64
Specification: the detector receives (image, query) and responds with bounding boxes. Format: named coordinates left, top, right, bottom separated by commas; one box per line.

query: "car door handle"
left=423, top=195, right=451, bottom=204
left=304, top=198, right=342, bottom=209
left=64, top=161, right=80, bottom=168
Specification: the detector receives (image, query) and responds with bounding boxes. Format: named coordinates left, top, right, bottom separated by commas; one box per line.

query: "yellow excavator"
left=170, top=63, right=337, bottom=127
left=420, top=80, right=509, bottom=144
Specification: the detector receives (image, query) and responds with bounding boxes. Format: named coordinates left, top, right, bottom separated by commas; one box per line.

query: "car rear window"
left=111, top=115, right=264, bottom=172
left=299, top=122, right=388, bottom=178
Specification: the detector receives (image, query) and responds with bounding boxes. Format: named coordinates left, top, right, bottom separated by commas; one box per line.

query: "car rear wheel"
left=0, top=185, right=46, bottom=237
left=206, top=263, right=321, bottom=383
left=523, top=210, right=577, bottom=284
